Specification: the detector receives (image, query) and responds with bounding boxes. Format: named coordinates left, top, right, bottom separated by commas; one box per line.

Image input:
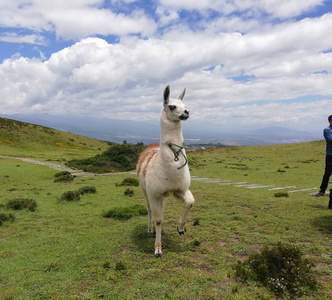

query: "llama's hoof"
left=155, top=248, right=162, bottom=258
left=177, top=226, right=185, bottom=235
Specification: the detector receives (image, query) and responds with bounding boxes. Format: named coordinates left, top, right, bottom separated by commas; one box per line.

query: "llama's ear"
left=178, top=88, right=186, bottom=101
left=163, top=85, right=170, bottom=105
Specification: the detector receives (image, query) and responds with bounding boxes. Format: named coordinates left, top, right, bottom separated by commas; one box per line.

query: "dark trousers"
left=319, top=155, right=332, bottom=193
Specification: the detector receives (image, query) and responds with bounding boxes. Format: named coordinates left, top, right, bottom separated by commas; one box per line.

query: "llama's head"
left=163, top=85, right=189, bottom=122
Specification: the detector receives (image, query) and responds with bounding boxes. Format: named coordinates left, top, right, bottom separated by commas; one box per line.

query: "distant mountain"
left=1, top=114, right=321, bottom=146
left=254, top=127, right=308, bottom=136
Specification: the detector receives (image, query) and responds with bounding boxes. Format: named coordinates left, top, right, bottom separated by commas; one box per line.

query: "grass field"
left=1, top=122, right=332, bottom=299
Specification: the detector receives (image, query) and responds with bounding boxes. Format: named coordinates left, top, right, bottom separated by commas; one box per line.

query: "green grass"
left=0, top=137, right=332, bottom=299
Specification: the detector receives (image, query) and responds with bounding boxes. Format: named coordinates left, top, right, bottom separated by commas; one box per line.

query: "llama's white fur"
left=137, top=85, right=195, bottom=257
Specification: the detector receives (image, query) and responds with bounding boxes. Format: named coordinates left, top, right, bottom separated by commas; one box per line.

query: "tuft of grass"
left=59, top=190, right=81, bottom=202
left=0, top=213, right=15, bottom=226
left=5, top=198, right=38, bottom=212
left=102, top=261, right=111, bottom=269
left=235, top=243, right=317, bottom=297
left=193, top=218, right=200, bottom=226
left=103, top=204, right=147, bottom=220
left=115, top=261, right=127, bottom=271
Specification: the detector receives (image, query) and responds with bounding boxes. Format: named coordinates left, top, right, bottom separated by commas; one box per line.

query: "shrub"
left=234, top=243, right=317, bottom=297
left=274, top=192, right=289, bottom=198
left=124, top=189, right=134, bottom=197
left=78, top=186, right=97, bottom=195
left=116, top=177, right=139, bottom=187
left=54, top=171, right=71, bottom=177
left=103, top=204, right=147, bottom=220
left=6, top=198, right=38, bottom=212
left=0, top=213, right=15, bottom=226
left=66, top=142, right=145, bottom=173
left=60, top=191, right=81, bottom=202
left=54, top=171, right=74, bottom=183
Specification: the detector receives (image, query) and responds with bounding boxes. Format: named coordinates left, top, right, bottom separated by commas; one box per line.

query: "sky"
left=1, top=0, right=332, bottom=136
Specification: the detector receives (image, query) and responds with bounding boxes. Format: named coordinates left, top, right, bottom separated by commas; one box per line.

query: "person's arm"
left=324, top=128, right=332, bottom=143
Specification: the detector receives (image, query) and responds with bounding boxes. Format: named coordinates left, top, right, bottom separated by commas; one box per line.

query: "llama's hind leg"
left=173, top=190, right=195, bottom=235
left=141, top=188, right=153, bottom=233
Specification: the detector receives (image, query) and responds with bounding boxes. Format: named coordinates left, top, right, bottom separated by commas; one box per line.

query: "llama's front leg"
left=174, top=190, right=195, bottom=235
left=155, top=219, right=162, bottom=257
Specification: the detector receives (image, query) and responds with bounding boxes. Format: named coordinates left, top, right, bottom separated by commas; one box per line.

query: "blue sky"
left=1, top=0, right=332, bottom=135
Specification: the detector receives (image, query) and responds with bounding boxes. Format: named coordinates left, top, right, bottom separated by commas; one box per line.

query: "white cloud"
left=0, top=0, right=332, bottom=134
left=0, top=32, right=47, bottom=45
left=0, top=0, right=156, bottom=40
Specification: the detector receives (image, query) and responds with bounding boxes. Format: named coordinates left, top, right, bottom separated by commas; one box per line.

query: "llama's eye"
left=168, top=105, right=176, bottom=111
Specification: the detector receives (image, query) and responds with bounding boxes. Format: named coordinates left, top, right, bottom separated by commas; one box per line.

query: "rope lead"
left=167, top=142, right=188, bottom=169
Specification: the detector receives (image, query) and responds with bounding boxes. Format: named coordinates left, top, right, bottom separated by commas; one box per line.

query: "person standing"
left=316, top=115, right=332, bottom=208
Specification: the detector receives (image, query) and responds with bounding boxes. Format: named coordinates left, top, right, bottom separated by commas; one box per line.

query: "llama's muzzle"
left=180, top=110, right=189, bottom=120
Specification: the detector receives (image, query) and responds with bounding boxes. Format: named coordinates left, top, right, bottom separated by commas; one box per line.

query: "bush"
left=116, top=177, right=139, bottom=187
left=78, top=186, right=97, bottom=195
left=54, top=171, right=71, bottom=177
left=274, top=192, right=289, bottom=198
left=60, top=191, right=81, bottom=202
left=0, top=213, right=15, bottom=226
left=103, top=204, right=147, bottom=220
left=54, top=171, right=74, bottom=183
left=6, top=198, right=38, bottom=212
left=66, top=142, right=145, bottom=173
left=124, top=189, right=134, bottom=197
left=235, top=243, right=317, bottom=297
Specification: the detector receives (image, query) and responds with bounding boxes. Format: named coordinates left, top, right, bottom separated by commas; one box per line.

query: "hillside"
left=0, top=117, right=110, bottom=159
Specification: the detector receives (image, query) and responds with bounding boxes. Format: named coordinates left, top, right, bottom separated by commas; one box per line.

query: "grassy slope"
left=0, top=117, right=110, bottom=162
left=0, top=120, right=331, bottom=299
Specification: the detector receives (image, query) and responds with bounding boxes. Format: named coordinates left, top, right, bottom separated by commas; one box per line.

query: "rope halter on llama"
left=167, top=142, right=188, bottom=169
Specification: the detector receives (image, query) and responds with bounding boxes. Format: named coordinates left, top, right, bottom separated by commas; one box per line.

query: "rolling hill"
left=0, top=117, right=110, bottom=156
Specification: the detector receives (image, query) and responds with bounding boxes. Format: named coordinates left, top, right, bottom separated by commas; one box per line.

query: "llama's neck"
left=160, top=109, right=184, bottom=146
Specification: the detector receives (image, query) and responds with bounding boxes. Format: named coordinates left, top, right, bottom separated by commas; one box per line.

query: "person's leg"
left=318, top=155, right=332, bottom=194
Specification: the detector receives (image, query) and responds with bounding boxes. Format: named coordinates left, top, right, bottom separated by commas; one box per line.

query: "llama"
left=137, top=85, right=195, bottom=257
